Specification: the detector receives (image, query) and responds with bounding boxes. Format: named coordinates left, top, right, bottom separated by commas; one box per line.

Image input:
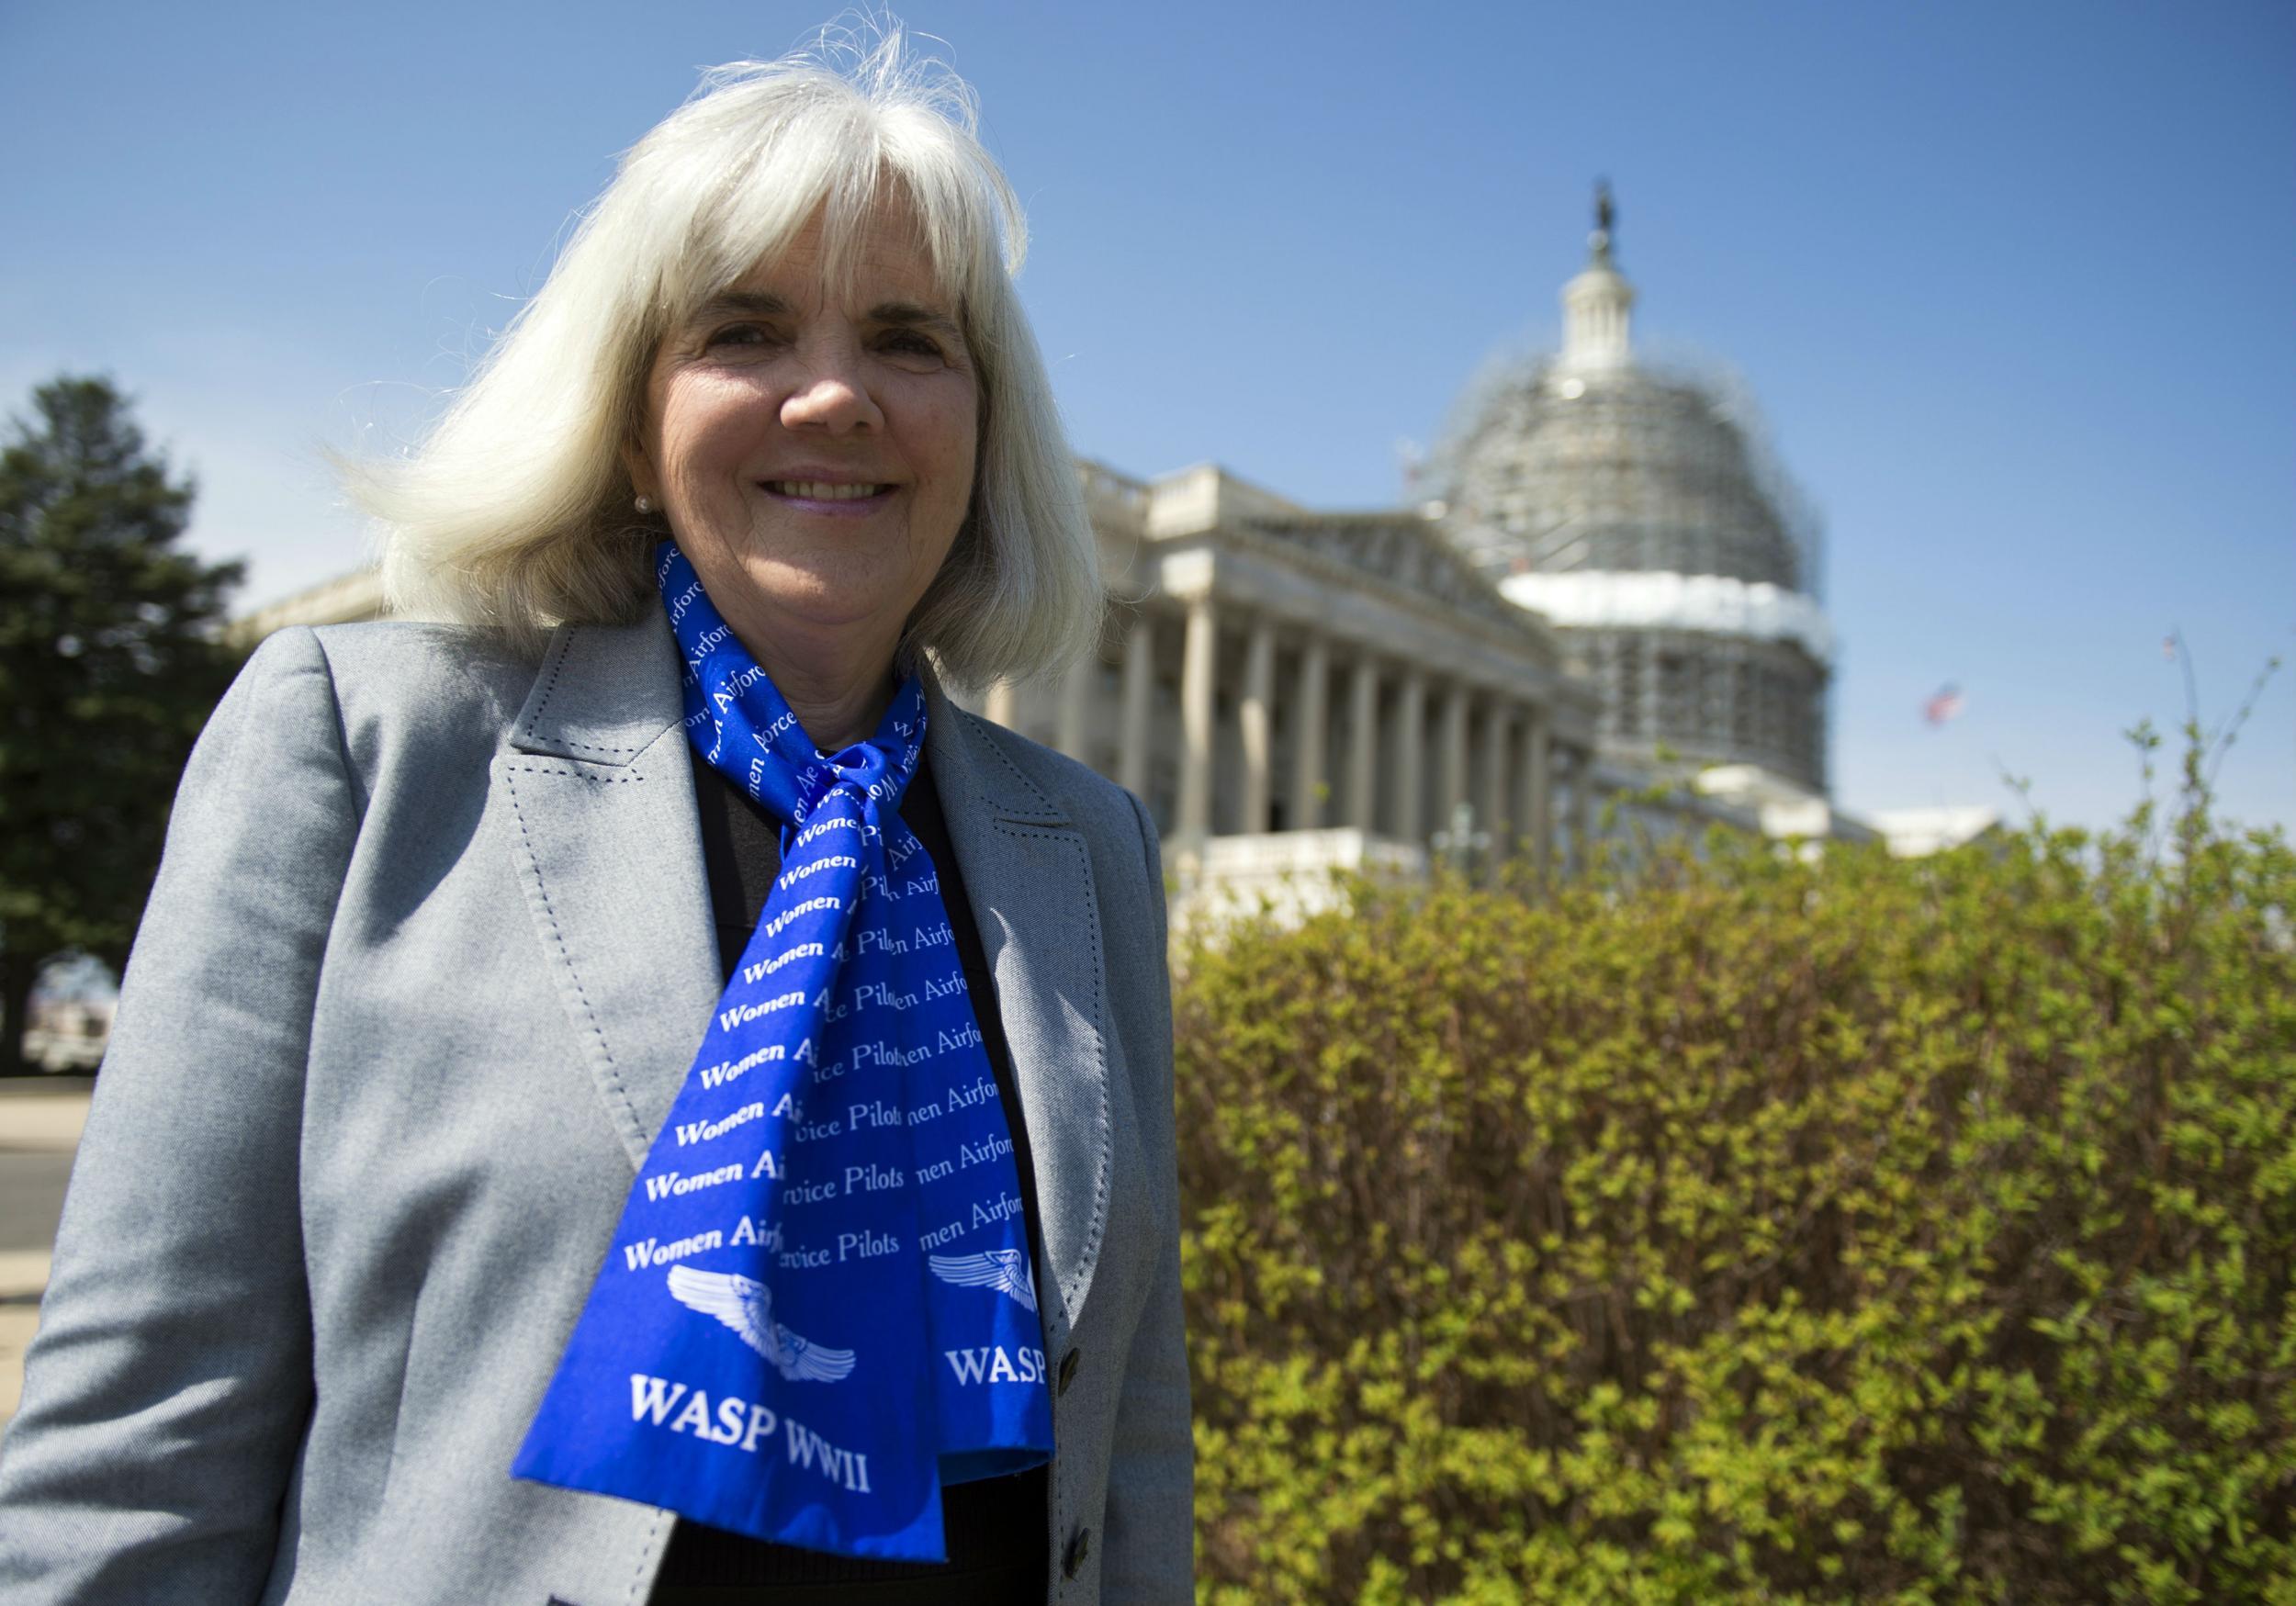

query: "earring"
left=634, top=494, right=657, bottom=516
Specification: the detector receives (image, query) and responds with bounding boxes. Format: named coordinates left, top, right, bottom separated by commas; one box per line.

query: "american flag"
left=1923, top=684, right=1964, bottom=726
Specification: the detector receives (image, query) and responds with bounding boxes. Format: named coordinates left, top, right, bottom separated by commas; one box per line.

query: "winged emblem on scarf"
left=666, top=1266, right=858, bottom=1382
left=928, top=1249, right=1038, bottom=1313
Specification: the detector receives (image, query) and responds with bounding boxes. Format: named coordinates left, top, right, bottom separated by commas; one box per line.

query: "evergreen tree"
left=0, top=376, right=242, bottom=1073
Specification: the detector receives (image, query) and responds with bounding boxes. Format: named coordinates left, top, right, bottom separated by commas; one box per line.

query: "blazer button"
left=1057, top=1347, right=1081, bottom=1397
left=1063, top=1525, right=1092, bottom=1579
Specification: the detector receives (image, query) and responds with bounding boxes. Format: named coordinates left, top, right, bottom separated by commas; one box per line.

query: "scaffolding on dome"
left=1430, top=351, right=1823, bottom=594
left=1428, top=345, right=1834, bottom=794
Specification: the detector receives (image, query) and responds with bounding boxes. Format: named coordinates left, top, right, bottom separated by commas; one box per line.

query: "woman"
left=0, top=27, right=1190, bottom=1606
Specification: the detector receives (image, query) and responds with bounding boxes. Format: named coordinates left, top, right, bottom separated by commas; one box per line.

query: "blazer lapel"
left=495, top=614, right=721, bottom=1169
left=922, top=675, right=1114, bottom=1354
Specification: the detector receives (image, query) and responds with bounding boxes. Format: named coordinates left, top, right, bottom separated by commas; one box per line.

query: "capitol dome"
left=1434, top=188, right=1834, bottom=793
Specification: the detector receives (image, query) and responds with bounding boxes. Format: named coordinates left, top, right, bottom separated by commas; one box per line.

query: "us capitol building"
left=246, top=194, right=1945, bottom=905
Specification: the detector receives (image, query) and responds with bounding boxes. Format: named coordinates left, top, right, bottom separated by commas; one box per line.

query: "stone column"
left=985, top=679, right=1018, bottom=729
left=1476, top=695, right=1507, bottom=878
left=1394, top=669, right=1425, bottom=844
left=1520, top=702, right=1553, bottom=882
left=1289, top=632, right=1329, bottom=831
left=1569, top=746, right=1596, bottom=874
left=1239, top=615, right=1276, bottom=835
left=1345, top=654, right=1379, bottom=832
left=1639, top=638, right=1660, bottom=758
left=1118, top=611, right=1155, bottom=797
left=1055, top=644, right=1097, bottom=762
left=1439, top=681, right=1470, bottom=826
left=1177, top=594, right=1217, bottom=842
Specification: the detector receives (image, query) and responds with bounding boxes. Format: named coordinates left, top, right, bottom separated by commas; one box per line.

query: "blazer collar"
left=917, top=669, right=1062, bottom=825
left=506, top=618, right=1066, bottom=828
left=501, top=615, right=1114, bottom=1342
left=509, top=614, right=689, bottom=768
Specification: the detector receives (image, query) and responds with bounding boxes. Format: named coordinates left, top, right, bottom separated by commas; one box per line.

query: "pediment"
left=1244, top=513, right=1536, bottom=639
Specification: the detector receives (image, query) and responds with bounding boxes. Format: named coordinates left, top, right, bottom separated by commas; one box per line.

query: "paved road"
left=0, top=1077, right=93, bottom=1429
left=0, top=1148, right=75, bottom=1254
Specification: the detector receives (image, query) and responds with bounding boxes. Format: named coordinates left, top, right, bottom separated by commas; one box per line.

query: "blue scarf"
left=513, top=542, right=1053, bottom=1560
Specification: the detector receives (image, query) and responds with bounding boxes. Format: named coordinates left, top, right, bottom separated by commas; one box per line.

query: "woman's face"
left=629, top=201, right=979, bottom=684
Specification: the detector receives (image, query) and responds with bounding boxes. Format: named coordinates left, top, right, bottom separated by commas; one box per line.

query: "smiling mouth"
left=764, top=480, right=890, bottom=500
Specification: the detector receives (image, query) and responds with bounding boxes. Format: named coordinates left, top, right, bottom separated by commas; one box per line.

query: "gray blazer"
left=0, top=616, right=1191, bottom=1604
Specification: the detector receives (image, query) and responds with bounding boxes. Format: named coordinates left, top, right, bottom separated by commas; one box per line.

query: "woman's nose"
left=781, top=344, right=885, bottom=434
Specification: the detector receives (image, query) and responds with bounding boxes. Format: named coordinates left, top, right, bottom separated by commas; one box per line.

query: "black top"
left=647, top=750, right=1051, bottom=1606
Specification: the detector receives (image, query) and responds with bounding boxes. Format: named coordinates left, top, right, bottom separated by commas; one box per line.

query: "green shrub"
left=1175, top=797, right=2296, bottom=1602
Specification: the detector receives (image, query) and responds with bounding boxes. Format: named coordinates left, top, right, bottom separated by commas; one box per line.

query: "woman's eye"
left=702, top=323, right=776, bottom=353
left=880, top=331, right=946, bottom=360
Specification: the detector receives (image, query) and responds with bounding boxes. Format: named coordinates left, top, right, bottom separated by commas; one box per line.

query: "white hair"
left=346, top=20, right=1100, bottom=687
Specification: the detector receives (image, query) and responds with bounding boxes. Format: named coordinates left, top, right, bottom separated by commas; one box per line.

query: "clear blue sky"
left=4, top=0, right=2290, bottom=835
